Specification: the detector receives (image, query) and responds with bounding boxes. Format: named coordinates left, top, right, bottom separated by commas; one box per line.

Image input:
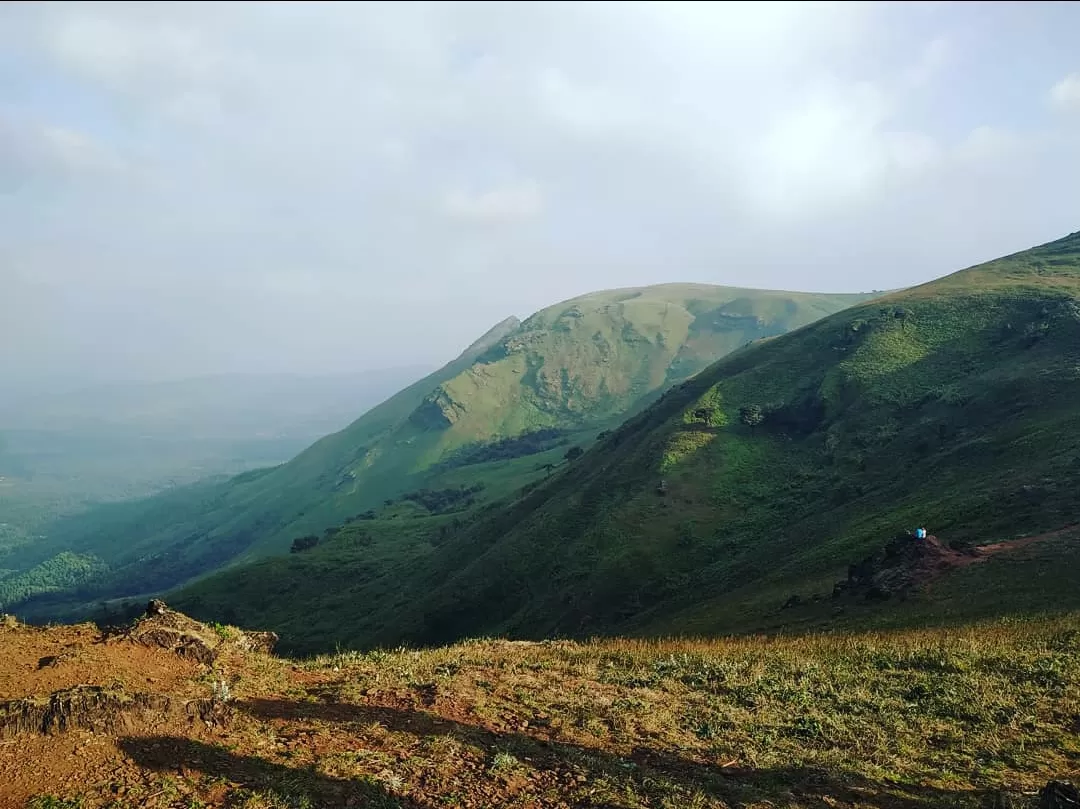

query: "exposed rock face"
left=0, top=686, right=235, bottom=739
left=0, top=686, right=172, bottom=740
left=409, top=385, right=468, bottom=430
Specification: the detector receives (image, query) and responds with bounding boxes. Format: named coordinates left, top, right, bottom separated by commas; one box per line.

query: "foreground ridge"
left=0, top=604, right=1078, bottom=808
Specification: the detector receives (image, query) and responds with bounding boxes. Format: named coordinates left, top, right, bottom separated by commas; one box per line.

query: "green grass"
left=27, top=796, right=84, bottom=809
left=167, top=231, right=1080, bottom=655
left=10, top=286, right=870, bottom=620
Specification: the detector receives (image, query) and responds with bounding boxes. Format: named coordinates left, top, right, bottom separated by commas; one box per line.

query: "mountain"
left=173, top=231, right=1080, bottom=654
left=3, top=285, right=871, bottom=618
left=1, top=602, right=1076, bottom=808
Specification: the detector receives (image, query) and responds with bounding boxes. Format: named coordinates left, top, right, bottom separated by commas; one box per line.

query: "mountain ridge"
left=6, top=283, right=872, bottom=618
left=171, top=230, right=1080, bottom=653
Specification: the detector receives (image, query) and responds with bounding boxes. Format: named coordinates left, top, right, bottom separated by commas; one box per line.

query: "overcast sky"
left=2, top=1, right=1079, bottom=385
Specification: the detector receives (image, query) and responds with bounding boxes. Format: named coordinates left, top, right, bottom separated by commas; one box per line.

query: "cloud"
left=0, top=113, right=127, bottom=193
left=441, top=181, right=544, bottom=223
left=40, top=126, right=127, bottom=174
left=1, top=2, right=1079, bottom=385
left=902, top=37, right=953, bottom=89
left=46, top=9, right=253, bottom=94
left=1050, top=73, right=1080, bottom=112
left=955, top=126, right=1024, bottom=164
left=747, top=79, right=942, bottom=215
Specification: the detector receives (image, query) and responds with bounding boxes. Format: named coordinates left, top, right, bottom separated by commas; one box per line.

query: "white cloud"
left=746, top=80, right=941, bottom=215
left=1050, top=73, right=1080, bottom=112
left=41, top=126, right=126, bottom=174
left=0, top=113, right=128, bottom=194
left=902, top=37, right=952, bottom=89
left=442, top=182, right=544, bottom=223
left=955, top=126, right=1023, bottom=164
left=1, top=2, right=1079, bottom=382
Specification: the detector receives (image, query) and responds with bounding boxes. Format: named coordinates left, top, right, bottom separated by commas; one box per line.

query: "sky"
left=2, top=1, right=1079, bottom=386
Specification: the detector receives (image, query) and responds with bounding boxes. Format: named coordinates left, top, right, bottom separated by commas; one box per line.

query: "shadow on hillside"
left=118, top=735, right=420, bottom=808
left=234, top=697, right=998, bottom=809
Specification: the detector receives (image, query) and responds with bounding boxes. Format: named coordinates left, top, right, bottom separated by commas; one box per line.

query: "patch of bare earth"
left=0, top=622, right=199, bottom=701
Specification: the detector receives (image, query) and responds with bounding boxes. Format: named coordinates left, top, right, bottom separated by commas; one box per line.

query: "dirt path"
left=917, top=523, right=1077, bottom=579
left=971, top=523, right=1079, bottom=557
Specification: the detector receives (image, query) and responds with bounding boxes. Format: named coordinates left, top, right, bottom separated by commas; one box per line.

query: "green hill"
left=172, top=231, right=1080, bottom=655
left=6, top=284, right=870, bottom=617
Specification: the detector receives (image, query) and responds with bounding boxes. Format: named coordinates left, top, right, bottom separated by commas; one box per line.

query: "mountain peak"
left=459, top=316, right=522, bottom=360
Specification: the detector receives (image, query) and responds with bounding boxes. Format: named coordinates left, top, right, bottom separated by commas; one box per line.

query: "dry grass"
left=19, top=614, right=1080, bottom=808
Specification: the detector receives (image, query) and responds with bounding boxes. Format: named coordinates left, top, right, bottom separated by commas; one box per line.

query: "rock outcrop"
left=0, top=686, right=172, bottom=740
left=0, top=602, right=270, bottom=741
left=122, top=599, right=277, bottom=663
left=832, top=533, right=976, bottom=601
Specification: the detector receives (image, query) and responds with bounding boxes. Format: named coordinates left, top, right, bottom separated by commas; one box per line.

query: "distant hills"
left=0, top=369, right=433, bottom=439
left=0, top=369, right=427, bottom=593
left=170, top=232, right=1080, bottom=654
left=3, top=284, right=873, bottom=618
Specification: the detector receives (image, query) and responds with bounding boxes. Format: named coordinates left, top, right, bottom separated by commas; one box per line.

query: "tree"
left=739, top=404, right=765, bottom=436
left=894, top=307, right=909, bottom=331
left=692, top=405, right=717, bottom=426
left=564, top=446, right=584, bottom=462
left=290, top=535, right=319, bottom=554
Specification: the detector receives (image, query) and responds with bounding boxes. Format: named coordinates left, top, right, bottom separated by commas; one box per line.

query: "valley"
left=0, top=370, right=428, bottom=604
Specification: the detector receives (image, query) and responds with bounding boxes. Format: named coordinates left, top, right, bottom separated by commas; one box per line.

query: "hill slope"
left=6, top=285, right=870, bottom=617
left=175, top=231, right=1080, bottom=653
left=2, top=604, right=1078, bottom=809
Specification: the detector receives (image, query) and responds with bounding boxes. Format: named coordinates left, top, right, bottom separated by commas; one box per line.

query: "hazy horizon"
left=3, top=2, right=1079, bottom=386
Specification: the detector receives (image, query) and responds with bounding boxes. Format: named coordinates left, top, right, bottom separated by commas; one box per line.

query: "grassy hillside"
left=8, top=286, right=870, bottom=617
left=6, top=607, right=1080, bottom=809
left=173, top=231, right=1080, bottom=655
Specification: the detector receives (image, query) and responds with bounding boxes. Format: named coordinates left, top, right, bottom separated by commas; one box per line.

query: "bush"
left=290, top=535, right=319, bottom=554
left=401, top=484, right=485, bottom=514
left=438, top=429, right=567, bottom=469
